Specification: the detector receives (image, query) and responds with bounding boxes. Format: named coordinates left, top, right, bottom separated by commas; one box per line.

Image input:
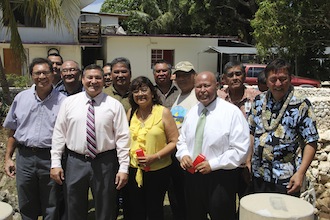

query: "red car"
left=244, top=64, right=321, bottom=88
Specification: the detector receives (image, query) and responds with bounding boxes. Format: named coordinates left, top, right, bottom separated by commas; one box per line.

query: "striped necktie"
left=193, top=108, right=208, bottom=160
left=86, top=99, right=97, bottom=158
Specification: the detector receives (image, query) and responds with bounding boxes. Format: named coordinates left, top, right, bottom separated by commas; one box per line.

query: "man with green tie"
left=176, top=71, right=250, bottom=220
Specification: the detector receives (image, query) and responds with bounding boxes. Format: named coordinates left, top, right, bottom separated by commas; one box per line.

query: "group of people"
left=3, top=54, right=319, bottom=220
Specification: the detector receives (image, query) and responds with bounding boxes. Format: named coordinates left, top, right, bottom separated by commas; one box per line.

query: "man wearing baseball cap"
left=169, top=61, right=198, bottom=220
left=171, top=61, right=198, bottom=129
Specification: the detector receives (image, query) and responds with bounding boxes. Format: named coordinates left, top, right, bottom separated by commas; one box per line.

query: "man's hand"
left=115, top=172, right=128, bottom=190
left=195, top=161, right=212, bottom=174
left=50, top=167, right=65, bottom=185
left=4, top=158, right=16, bottom=178
left=287, top=171, right=304, bottom=194
left=180, top=155, right=193, bottom=171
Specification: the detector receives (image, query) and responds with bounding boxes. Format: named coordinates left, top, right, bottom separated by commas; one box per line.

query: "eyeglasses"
left=62, top=68, right=79, bottom=73
left=155, top=69, right=168, bottom=73
left=32, top=71, right=52, bottom=76
left=268, top=76, right=289, bottom=84
left=226, top=71, right=243, bottom=78
left=132, top=87, right=149, bottom=94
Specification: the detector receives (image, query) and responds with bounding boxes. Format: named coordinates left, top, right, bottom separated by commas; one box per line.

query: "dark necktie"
left=86, top=99, right=97, bottom=158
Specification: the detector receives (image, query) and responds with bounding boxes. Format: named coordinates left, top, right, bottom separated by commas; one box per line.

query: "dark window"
left=151, top=49, right=174, bottom=68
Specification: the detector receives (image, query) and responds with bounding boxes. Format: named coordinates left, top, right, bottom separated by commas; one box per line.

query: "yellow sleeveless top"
left=130, top=104, right=172, bottom=187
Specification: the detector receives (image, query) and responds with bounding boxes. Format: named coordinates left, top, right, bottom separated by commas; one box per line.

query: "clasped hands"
left=180, top=155, right=211, bottom=174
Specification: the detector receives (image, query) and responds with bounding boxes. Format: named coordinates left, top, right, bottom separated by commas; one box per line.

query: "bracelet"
left=156, top=153, right=161, bottom=160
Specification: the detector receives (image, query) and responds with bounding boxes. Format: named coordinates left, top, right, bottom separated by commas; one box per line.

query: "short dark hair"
left=128, top=76, right=161, bottom=116
left=223, top=61, right=245, bottom=75
left=265, top=58, right=292, bottom=78
left=47, top=51, right=63, bottom=64
left=82, top=64, right=103, bottom=76
left=257, top=70, right=267, bottom=84
left=103, top=62, right=111, bottom=68
left=29, top=58, right=52, bottom=75
left=110, top=57, right=131, bottom=74
left=153, top=59, right=172, bottom=74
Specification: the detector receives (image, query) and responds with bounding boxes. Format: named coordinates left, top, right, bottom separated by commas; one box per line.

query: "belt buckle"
left=84, top=154, right=91, bottom=160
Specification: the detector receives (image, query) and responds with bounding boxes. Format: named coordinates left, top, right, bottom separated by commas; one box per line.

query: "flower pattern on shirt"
left=248, top=90, right=319, bottom=185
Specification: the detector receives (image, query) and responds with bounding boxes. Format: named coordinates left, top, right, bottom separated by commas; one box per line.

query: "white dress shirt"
left=51, top=92, right=130, bottom=173
left=176, top=98, right=250, bottom=171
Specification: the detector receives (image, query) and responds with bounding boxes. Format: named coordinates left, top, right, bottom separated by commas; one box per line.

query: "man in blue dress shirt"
left=4, top=57, right=66, bottom=219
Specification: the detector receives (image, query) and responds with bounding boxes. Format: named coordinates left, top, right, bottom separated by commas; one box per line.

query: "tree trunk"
left=0, top=55, right=12, bottom=105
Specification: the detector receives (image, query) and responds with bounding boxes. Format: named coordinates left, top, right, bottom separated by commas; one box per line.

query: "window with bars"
left=151, top=49, right=174, bottom=68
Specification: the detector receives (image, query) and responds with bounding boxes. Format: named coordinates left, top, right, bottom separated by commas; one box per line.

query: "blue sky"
left=82, top=0, right=105, bottom=13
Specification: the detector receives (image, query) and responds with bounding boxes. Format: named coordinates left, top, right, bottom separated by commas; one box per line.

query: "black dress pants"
left=123, top=166, right=170, bottom=220
left=184, top=168, right=239, bottom=220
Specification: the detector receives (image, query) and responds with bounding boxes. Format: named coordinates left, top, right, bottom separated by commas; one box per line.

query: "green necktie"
left=193, top=108, right=208, bottom=160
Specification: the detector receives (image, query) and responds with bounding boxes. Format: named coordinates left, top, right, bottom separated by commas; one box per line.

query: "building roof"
left=204, top=46, right=257, bottom=54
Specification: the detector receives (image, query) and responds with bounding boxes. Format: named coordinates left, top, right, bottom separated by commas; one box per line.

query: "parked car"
left=244, top=64, right=321, bottom=88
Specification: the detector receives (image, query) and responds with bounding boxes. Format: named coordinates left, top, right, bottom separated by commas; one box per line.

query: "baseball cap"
left=173, top=61, right=195, bottom=74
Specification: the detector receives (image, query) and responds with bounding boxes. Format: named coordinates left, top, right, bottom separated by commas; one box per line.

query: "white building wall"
left=0, top=12, right=78, bottom=44
left=99, top=16, right=119, bottom=26
left=105, top=36, right=218, bottom=82
left=0, top=44, right=82, bottom=75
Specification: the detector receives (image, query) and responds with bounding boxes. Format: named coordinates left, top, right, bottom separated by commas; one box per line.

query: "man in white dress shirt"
left=50, top=64, right=130, bottom=220
left=176, top=71, right=250, bottom=220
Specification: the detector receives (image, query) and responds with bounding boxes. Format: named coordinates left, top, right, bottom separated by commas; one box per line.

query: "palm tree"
left=0, top=0, right=81, bottom=105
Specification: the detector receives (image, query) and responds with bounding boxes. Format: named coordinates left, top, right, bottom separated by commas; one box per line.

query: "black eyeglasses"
left=226, top=71, right=243, bottom=78
left=32, top=71, right=52, bottom=76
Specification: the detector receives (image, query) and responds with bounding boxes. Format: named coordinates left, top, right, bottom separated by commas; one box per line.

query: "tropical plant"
left=251, top=0, right=330, bottom=79
left=0, top=0, right=80, bottom=104
left=101, top=0, right=257, bottom=42
left=6, top=74, right=31, bottom=88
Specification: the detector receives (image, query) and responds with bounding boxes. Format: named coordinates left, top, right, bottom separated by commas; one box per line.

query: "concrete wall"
left=104, top=35, right=218, bottom=82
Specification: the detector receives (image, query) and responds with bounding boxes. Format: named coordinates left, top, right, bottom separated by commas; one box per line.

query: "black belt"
left=67, top=149, right=115, bottom=161
left=17, top=143, right=50, bottom=152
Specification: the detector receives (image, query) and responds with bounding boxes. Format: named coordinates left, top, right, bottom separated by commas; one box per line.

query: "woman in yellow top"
left=123, top=76, right=178, bottom=220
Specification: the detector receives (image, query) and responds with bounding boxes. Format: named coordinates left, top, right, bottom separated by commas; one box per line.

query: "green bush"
left=6, top=74, right=31, bottom=88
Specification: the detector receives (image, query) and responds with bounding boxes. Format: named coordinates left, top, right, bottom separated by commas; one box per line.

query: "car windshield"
left=247, top=67, right=265, bottom=77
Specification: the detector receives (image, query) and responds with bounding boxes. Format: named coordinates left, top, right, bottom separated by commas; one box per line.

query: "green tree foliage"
left=101, top=0, right=257, bottom=42
left=251, top=0, right=330, bottom=79
left=0, top=0, right=80, bottom=104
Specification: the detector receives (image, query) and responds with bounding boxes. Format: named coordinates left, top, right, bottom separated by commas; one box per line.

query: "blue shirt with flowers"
left=248, top=87, right=319, bottom=186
